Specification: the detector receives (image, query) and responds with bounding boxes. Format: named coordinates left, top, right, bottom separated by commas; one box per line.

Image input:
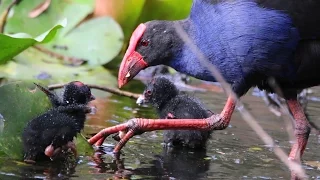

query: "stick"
left=48, top=83, right=141, bottom=99
left=0, top=0, right=22, bottom=33
left=173, top=23, right=307, bottom=179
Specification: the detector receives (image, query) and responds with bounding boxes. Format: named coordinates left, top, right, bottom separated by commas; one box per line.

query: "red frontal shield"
left=118, top=24, right=148, bottom=88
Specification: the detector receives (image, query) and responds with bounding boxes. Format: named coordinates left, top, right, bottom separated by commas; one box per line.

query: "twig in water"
left=266, top=78, right=296, bottom=143
left=48, top=83, right=141, bottom=100
left=0, top=0, right=22, bottom=33
left=33, top=45, right=85, bottom=66
left=173, top=23, right=306, bottom=179
left=28, top=0, right=51, bottom=18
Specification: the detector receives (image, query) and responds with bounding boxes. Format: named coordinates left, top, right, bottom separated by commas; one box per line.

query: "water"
left=0, top=79, right=319, bottom=179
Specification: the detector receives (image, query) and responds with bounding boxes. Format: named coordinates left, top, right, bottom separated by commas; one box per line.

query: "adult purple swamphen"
left=89, top=0, right=320, bottom=169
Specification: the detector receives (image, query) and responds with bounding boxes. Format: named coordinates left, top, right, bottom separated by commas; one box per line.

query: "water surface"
left=1, top=79, right=319, bottom=180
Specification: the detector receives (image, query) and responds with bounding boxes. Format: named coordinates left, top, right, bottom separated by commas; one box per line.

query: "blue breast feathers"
left=169, top=0, right=300, bottom=84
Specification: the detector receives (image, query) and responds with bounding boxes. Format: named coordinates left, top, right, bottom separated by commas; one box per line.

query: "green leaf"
left=3, top=0, right=94, bottom=37
left=111, top=0, right=146, bottom=39
left=0, top=19, right=67, bottom=64
left=0, top=48, right=117, bottom=87
left=2, top=0, right=122, bottom=66
left=45, top=17, right=124, bottom=66
left=75, top=133, right=93, bottom=156
left=138, top=0, right=192, bottom=22
left=0, top=82, right=94, bottom=159
left=0, top=82, right=51, bottom=159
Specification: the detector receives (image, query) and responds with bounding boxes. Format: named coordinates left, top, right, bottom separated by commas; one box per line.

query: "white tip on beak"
left=136, top=95, right=145, bottom=106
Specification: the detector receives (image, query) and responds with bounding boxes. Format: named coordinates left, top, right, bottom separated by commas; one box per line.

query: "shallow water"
left=0, top=79, right=320, bottom=180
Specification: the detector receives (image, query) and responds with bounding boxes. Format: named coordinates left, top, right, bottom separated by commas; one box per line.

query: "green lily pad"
left=3, top=0, right=123, bottom=66
left=0, top=19, right=66, bottom=64
left=0, top=82, right=51, bottom=159
left=0, top=47, right=117, bottom=86
left=0, top=82, right=93, bottom=159
left=75, top=133, right=93, bottom=156
left=3, top=0, right=94, bottom=37
left=45, top=17, right=124, bottom=66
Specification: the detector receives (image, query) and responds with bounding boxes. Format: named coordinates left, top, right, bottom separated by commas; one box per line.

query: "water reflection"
left=92, top=145, right=210, bottom=180
left=0, top=154, right=77, bottom=179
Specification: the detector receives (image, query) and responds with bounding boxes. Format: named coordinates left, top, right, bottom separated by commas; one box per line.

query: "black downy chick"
left=136, top=77, right=212, bottom=149
left=22, top=81, right=95, bottom=164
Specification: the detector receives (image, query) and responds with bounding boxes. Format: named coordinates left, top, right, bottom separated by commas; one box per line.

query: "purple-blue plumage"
left=170, top=1, right=299, bottom=85
left=94, top=0, right=320, bottom=169
left=118, top=0, right=320, bottom=95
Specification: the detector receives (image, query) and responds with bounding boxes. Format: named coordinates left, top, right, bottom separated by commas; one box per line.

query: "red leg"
left=287, top=99, right=311, bottom=161
left=95, top=137, right=106, bottom=146
left=114, top=129, right=136, bottom=152
left=88, top=96, right=236, bottom=153
left=287, top=98, right=311, bottom=180
left=45, top=141, right=78, bottom=159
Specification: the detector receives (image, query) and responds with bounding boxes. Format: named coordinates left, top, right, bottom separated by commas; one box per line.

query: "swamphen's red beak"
left=118, top=24, right=148, bottom=88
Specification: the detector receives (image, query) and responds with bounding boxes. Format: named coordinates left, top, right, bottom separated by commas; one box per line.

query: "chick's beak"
left=90, top=94, right=95, bottom=101
left=136, top=94, right=146, bottom=106
left=118, top=51, right=148, bottom=88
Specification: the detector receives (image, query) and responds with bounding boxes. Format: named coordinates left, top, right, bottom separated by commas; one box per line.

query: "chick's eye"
left=140, top=39, right=149, bottom=46
left=146, top=90, right=152, bottom=95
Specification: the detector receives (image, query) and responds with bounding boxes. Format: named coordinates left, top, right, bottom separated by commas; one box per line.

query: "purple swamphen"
left=89, top=0, right=320, bottom=177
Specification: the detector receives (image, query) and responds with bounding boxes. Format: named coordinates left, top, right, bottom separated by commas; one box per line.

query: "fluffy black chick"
left=137, top=77, right=212, bottom=149
left=22, top=81, right=95, bottom=163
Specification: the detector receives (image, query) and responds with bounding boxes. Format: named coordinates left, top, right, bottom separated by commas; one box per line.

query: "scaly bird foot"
left=88, top=113, right=229, bottom=153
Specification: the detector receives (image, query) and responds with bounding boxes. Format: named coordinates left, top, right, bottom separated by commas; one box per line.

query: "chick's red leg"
left=88, top=96, right=236, bottom=153
left=45, top=141, right=78, bottom=159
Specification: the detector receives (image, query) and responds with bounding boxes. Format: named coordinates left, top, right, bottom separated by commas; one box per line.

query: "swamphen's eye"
left=140, top=39, right=149, bottom=46
left=146, top=90, right=152, bottom=95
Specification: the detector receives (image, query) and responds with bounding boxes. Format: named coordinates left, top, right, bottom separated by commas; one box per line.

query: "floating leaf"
left=0, top=48, right=117, bottom=86
left=0, top=82, right=51, bottom=159
left=0, top=19, right=66, bottom=64
left=3, top=0, right=93, bottom=37
left=3, top=0, right=122, bottom=66
left=45, top=17, right=124, bottom=66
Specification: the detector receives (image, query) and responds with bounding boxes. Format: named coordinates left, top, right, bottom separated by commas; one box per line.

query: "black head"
left=136, top=21, right=180, bottom=66
left=137, top=77, right=178, bottom=109
left=63, top=81, right=95, bottom=105
left=118, top=21, right=182, bottom=88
